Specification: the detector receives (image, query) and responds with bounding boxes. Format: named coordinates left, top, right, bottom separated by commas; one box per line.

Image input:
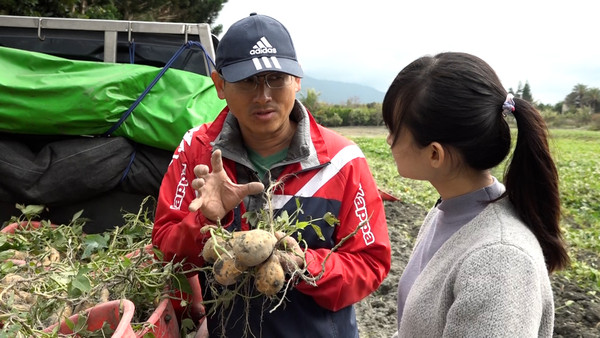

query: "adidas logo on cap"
left=250, top=37, right=277, bottom=55
left=250, top=37, right=282, bottom=71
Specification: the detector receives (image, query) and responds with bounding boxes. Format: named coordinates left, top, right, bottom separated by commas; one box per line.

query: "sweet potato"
left=1, top=287, right=37, bottom=312
left=255, top=254, right=285, bottom=297
left=232, top=229, right=277, bottom=267
left=99, top=287, right=110, bottom=303
left=41, top=246, right=60, bottom=266
left=202, top=236, right=232, bottom=264
left=213, top=255, right=246, bottom=286
left=1, top=273, right=25, bottom=285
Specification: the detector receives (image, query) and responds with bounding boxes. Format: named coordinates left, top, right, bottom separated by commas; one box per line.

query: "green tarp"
left=0, top=46, right=226, bottom=150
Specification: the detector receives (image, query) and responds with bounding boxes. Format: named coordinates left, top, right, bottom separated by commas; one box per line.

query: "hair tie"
left=502, top=93, right=516, bottom=112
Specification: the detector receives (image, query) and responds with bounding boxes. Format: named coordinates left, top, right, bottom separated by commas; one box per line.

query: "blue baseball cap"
left=215, top=13, right=304, bottom=82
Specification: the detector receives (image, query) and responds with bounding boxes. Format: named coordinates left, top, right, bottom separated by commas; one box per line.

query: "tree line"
left=0, top=0, right=228, bottom=35
left=562, top=84, right=600, bottom=113
left=301, top=82, right=600, bottom=131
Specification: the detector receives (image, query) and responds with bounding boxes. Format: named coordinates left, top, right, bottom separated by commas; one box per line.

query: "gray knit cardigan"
left=394, top=197, right=554, bottom=337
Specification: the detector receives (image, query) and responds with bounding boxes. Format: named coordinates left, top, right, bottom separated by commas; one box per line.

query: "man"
left=152, top=13, right=391, bottom=337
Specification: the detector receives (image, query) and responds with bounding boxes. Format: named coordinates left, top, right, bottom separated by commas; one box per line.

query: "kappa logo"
left=250, top=37, right=277, bottom=55
left=354, top=184, right=375, bottom=246
left=170, top=163, right=188, bottom=210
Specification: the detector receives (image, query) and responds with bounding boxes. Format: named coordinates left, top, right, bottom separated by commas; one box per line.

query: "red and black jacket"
left=152, top=101, right=391, bottom=337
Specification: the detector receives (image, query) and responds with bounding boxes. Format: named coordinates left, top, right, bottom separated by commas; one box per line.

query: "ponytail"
left=503, top=97, right=569, bottom=272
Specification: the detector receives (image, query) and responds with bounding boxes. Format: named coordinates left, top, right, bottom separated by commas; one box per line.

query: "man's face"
left=212, top=71, right=301, bottom=139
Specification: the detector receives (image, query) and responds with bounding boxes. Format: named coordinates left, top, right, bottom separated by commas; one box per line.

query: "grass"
left=344, top=127, right=600, bottom=292
left=550, top=129, right=600, bottom=290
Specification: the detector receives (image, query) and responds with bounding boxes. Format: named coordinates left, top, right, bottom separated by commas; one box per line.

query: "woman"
left=383, top=52, right=569, bottom=337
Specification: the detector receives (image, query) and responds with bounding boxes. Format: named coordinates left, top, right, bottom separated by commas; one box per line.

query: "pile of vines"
left=0, top=200, right=193, bottom=337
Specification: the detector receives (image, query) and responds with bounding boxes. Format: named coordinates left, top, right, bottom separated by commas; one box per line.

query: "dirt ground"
left=355, top=200, right=600, bottom=338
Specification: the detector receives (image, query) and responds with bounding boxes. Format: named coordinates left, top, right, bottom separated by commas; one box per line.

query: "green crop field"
left=345, top=127, right=600, bottom=292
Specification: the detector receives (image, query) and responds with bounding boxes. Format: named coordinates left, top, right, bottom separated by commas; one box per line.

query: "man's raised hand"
left=189, top=149, right=264, bottom=221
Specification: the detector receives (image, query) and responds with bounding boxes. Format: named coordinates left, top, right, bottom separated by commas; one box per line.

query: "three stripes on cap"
left=250, top=37, right=282, bottom=71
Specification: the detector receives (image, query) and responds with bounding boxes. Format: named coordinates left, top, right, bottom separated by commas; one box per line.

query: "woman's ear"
left=210, top=70, right=226, bottom=99
left=428, top=142, right=445, bottom=169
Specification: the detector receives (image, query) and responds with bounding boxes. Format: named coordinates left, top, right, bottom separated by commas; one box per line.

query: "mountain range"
left=297, top=75, right=385, bottom=104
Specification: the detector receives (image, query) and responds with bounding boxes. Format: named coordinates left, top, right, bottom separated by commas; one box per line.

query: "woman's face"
left=386, top=127, right=431, bottom=181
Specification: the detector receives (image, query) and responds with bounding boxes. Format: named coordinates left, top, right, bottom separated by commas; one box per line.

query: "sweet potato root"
left=254, top=254, right=285, bottom=297
left=202, top=236, right=232, bottom=264
left=232, top=229, right=277, bottom=267
left=213, top=255, right=247, bottom=286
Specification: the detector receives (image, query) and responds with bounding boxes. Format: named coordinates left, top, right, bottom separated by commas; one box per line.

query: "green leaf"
left=71, top=209, right=84, bottom=223
left=295, top=220, right=310, bottom=230
left=16, top=204, right=45, bottom=218
left=71, top=273, right=92, bottom=293
left=294, top=198, right=304, bottom=215
left=1, top=260, right=16, bottom=273
left=277, top=210, right=290, bottom=225
left=151, top=246, right=164, bottom=260
left=171, top=273, right=193, bottom=294
left=81, top=234, right=109, bottom=259
left=180, top=318, right=196, bottom=331
left=78, top=266, right=93, bottom=275
left=323, top=212, right=339, bottom=226
left=242, top=210, right=260, bottom=228
left=0, top=323, right=21, bottom=337
left=311, top=224, right=325, bottom=241
left=64, top=316, right=75, bottom=330
left=50, top=271, right=73, bottom=286
left=73, top=314, right=89, bottom=333
left=0, top=249, right=13, bottom=261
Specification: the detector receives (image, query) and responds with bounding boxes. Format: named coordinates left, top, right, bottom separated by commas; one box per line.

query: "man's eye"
left=267, top=74, right=284, bottom=81
left=240, top=78, right=256, bottom=85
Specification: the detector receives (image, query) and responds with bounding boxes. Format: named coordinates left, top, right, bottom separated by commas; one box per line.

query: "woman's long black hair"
left=382, top=52, right=569, bottom=272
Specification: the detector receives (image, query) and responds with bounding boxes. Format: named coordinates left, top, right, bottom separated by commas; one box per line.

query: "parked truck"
left=0, top=15, right=226, bottom=231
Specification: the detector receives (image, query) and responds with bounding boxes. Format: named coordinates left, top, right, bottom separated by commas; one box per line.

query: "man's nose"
left=254, top=79, right=272, bottom=101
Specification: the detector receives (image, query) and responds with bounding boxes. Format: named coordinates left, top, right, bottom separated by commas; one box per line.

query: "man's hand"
left=189, top=149, right=264, bottom=221
left=275, top=231, right=305, bottom=272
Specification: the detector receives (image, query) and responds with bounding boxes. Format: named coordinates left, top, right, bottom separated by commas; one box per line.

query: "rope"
left=119, top=146, right=137, bottom=183
left=103, top=40, right=216, bottom=137
left=129, top=40, right=136, bottom=64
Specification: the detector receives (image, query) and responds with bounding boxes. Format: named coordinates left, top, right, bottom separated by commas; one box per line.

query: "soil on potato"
left=356, top=200, right=600, bottom=338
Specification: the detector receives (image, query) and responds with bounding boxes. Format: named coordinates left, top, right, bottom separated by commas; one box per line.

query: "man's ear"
left=211, top=70, right=226, bottom=99
left=429, top=142, right=445, bottom=169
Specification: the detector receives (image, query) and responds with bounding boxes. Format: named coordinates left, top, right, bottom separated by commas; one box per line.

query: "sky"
left=213, top=0, right=600, bottom=105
